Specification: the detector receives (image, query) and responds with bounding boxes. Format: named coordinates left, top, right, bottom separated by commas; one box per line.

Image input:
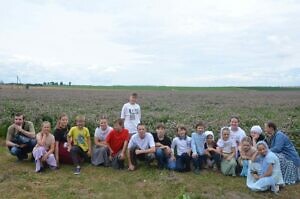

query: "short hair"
left=99, top=115, right=108, bottom=121
left=114, top=118, right=124, bottom=128
left=266, top=121, right=277, bottom=131
left=156, top=123, right=165, bottom=129
left=137, top=123, right=146, bottom=129
left=131, top=93, right=138, bottom=98
left=230, top=116, right=240, bottom=122
left=76, top=115, right=85, bottom=121
left=14, top=112, right=25, bottom=119
left=177, top=125, right=187, bottom=132
left=195, top=121, right=205, bottom=129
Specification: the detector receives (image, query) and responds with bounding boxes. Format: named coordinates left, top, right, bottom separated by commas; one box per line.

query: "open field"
left=0, top=85, right=300, bottom=198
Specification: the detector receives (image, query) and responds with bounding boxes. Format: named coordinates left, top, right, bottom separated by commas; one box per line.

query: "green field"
left=0, top=85, right=299, bottom=198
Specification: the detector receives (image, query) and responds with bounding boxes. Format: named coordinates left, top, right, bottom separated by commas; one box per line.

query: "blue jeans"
left=9, top=138, right=36, bottom=160
left=155, top=148, right=168, bottom=169
left=176, top=153, right=191, bottom=172
left=192, top=154, right=206, bottom=170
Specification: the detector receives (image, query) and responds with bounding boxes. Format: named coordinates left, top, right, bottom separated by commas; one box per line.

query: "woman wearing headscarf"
left=264, top=121, right=300, bottom=184
left=250, top=125, right=265, bottom=146
left=246, top=141, right=284, bottom=193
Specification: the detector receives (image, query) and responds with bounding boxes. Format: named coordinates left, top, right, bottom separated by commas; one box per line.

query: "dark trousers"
left=129, top=147, right=155, bottom=167
left=192, top=154, right=207, bottom=169
left=111, top=151, right=125, bottom=170
left=70, top=145, right=89, bottom=166
left=176, top=153, right=191, bottom=172
left=9, top=137, right=36, bottom=160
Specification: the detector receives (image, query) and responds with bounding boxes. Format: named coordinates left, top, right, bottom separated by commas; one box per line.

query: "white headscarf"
left=205, top=131, right=214, bottom=140
left=250, top=125, right=263, bottom=135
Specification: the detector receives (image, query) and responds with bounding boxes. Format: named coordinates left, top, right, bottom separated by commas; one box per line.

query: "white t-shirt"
left=217, top=139, right=237, bottom=154
left=128, top=132, right=155, bottom=150
left=120, top=102, right=141, bottom=134
left=94, top=126, right=113, bottom=141
left=229, top=126, right=246, bottom=145
left=171, top=136, right=192, bottom=156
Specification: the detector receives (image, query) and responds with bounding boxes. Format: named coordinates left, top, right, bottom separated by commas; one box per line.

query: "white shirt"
left=128, top=132, right=155, bottom=150
left=94, top=126, right=113, bottom=141
left=171, top=136, right=192, bottom=156
left=229, top=126, right=246, bottom=145
left=120, top=102, right=141, bottom=134
left=217, top=139, right=237, bottom=154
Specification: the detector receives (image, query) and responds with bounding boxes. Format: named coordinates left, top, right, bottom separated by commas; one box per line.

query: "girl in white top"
left=121, top=93, right=141, bottom=136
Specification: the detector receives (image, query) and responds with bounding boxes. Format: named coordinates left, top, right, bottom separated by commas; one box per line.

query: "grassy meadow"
left=0, top=85, right=300, bottom=198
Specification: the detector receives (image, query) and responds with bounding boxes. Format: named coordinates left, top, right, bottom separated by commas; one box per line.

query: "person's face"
left=156, top=127, right=165, bottom=137
left=138, top=125, right=146, bottom=138
left=129, top=96, right=137, bottom=104
left=206, top=135, right=214, bottom=144
left=76, top=119, right=85, bottom=128
left=196, top=126, right=205, bottom=133
left=264, top=123, right=274, bottom=137
left=257, top=144, right=267, bottom=156
left=42, top=123, right=51, bottom=134
left=99, top=119, right=108, bottom=130
left=113, top=123, right=122, bottom=132
left=242, top=141, right=251, bottom=152
left=178, top=129, right=186, bottom=138
left=222, top=130, right=230, bottom=141
left=60, top=116, right=68, bottom=128
left=250, top=131, right=259, bottom=139
left=14, top=115, right=24, bottom=126
left=230, top=118, right=239, bottom=130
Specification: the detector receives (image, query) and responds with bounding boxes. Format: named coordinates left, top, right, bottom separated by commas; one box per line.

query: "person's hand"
left=119, top=153, right=125, bottom=160
left=14, top=124, right=23, bottom=133
left=192, top=153, right=198, bottom=158
left=19, top=144, right=27, bottom=148
left=226, top=156, right=232, bottom=161
left=87, top=150, right=91, bottom=157
left=252, top=133, right=259, bottom=141
left=128, top=164, right=135, bottom=171
left=42, top=154, right=48, bottom=162
left=67, top=145, right=71, bottom=152
left=109, top=155, right=113, bottom=161
left=135, top=149, right=143, bottom=155
left=253, top=173, right=260, bottom=180
left=160, top=145, right=167, bottom=149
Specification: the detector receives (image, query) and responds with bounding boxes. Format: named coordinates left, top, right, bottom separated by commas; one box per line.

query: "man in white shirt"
left=127, top=124, right=155, bottom=171
left=120, top=93, right=141, bottom=136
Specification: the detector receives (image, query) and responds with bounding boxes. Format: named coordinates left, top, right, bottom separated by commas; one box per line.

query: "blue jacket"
left=268, top=131, right=300, bottom=167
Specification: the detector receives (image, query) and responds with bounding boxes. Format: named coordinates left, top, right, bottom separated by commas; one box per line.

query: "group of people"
left=5, top=93, right=300, bottom=193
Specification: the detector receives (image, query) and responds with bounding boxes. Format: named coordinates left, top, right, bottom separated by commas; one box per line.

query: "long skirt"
left=221, top=158, right=237, bottom=176
left=247, top=162, right=277, bottom=192
left=58, top=142, right=73, bottom=164
left=91, top=145, right=109, bottom=166
left=33, top=146, right=57, bottom=172
left=276, top=153, right=300, bottom=184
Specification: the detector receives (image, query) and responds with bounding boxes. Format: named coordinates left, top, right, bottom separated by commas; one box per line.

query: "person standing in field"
left=191, top=121, right=207, bottom=174
left=105, top=119, right=129, bottom=169
left=91, top=116, right=113, bottom=166
left=229, top=116, right=246, bottom=149
left=6, top=113, right=36, bottom=161
left=121, top=93, right=141, bottom=137
left=152, top=123, right=175, bottom=170
left=171, top=125, right=192, bottom=172
left=54, top=113, right=72, bottom=166
left=127, top=123, right=155, bottom=171
left=67, top=115, right=91, bottom=175
left=33, top=121, right=57, bottom=172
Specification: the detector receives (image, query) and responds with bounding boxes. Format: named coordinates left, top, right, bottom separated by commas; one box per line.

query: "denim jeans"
left=176, top=153, right=191, bottom=172
left=9, top=137, right=36, bottom=160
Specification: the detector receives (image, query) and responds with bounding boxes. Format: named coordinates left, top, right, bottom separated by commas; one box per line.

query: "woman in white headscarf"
left=246, top=141, right=284, bottom=193
left=250, top=125, right=265, bottom=146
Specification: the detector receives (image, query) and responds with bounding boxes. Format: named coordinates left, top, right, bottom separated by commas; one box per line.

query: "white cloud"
left=0, top=0, right=299, bottom=86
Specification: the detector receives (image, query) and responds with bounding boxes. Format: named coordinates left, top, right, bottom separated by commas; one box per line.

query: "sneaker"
left=273, top=185, right=280, bottom=194
left=74, top=167, right=81, bottom=175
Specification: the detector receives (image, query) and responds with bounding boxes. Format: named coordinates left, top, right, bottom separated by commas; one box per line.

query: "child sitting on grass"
left=238, top=136, right=257, bottom=177
left=217, top=127, right=237, bottom=176
left=171, top=125, right=192, bottom=172
left=33, top=121, right=57, bottom=172
left=204, top=131, right=221, bottom=170
left=67, top=115, right=91, bottom=175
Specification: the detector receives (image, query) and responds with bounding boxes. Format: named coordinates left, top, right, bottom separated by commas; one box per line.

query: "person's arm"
left=14, top=123, right=35, bottom=138
left=254, top=164, right=273, bottom=180
left=138, top=105, right=141, bottom=121
left=87, top=136, right=91, bottom=157
left=191, top=134, right=197, bottom=158
left=226, top=147, right=236, bottom=160
left=42, top=140, right=55, bottom=161
left=170, top=138, right=176, bottom=160
left=55, top=141, right=59, bottom=165
left=119, top=140, right=128, bottom=160
left=67, top=131, right=72, bottom=152
left=136, top=146, right=155, bottom=154
left=120, top=104, right=126, bottom=119
left=269, top=133, right=285, bottom=153
left=94, top=136, right=107, bottom=147
left=127, top=147, right=134, bottom=170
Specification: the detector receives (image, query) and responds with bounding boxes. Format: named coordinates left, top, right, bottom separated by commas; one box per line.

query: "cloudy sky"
left=0, top=0, right=299, bottom=86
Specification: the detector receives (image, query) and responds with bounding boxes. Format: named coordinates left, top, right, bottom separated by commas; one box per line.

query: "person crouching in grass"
left=32, top=121, right=57, bottom=172
left=171, top=125, right=192, bottom=172
left=67, top=115, right=91, bottom=175
left=105, top=119, right=129, bottom=169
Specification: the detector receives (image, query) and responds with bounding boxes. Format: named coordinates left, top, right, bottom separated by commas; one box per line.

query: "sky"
left=0, top=0, right=300, bottom=86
